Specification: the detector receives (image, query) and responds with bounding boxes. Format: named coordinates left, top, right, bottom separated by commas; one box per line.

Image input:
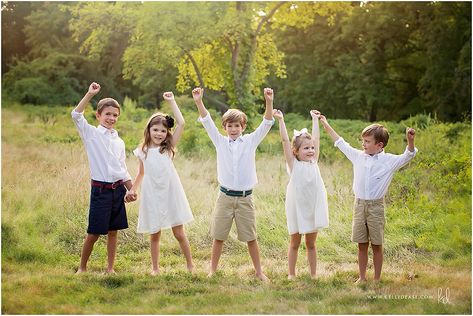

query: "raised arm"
left=406, top=127, right=416, bottom=152
left=319, top=114, right=341, bottom=142
left=163, top=92, right=185, bottom=146
left=310, top=110, right=321, bottom=162
left=273, top=109, right=295, bottom=172
left=191, top=87, right=209, bottom=118
left=74, top=82, right=100, bottom=113
left=263, top=88, right=274, bottom=120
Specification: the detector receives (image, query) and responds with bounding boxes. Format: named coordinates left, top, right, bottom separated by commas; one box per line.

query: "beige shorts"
left=211, top=191, right=257, bottom=242
left=351, top=198, right=385, bottom=245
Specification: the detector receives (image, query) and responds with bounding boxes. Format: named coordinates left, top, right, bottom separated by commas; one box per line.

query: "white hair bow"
left=293, top=128, right=308, bottom=137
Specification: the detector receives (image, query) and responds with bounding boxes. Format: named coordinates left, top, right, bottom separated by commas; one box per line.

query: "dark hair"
left=362, top=124, right=389, bottom=147
left=140, top=113, right=175, bottom=158
left=97, top=98, right=120, bottom=114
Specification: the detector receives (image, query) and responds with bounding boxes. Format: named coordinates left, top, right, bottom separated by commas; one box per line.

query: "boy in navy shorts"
left=72, top=82, right=136, bottom=274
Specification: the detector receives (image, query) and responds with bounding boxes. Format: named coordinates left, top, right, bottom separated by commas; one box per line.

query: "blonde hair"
left=97, top=98, right=120, bottom=115
left=292, top=132, right=312, bottom=160
left=362, top=124, right=389, bottom=147
left=222, top=109, right=247, bottom=128
left=140, top=112, right=175, bottom=158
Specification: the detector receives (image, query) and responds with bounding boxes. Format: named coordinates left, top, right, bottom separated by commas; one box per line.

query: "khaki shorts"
left=351, top=198, right=385, bottom=245
left=211, top=191, right=257, bottom=242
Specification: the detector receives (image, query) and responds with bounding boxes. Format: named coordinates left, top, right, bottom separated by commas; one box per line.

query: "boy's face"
left=96, top=106, right=119, bottom=130
left=295, top=138, right=316, bottom=162
left=362, top=135, right=384, bottom=155
left=224, top=121, right=245, bottom=140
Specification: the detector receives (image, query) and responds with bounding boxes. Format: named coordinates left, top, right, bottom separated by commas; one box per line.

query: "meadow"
left=1, top=101, right=471, bottom=314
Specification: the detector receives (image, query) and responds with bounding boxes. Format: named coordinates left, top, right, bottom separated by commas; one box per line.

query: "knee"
left=305, top=241, right=316, bottom=251
left=173, top=231, right=186, bottom=242
left=289, top=241, right=301, bottom=251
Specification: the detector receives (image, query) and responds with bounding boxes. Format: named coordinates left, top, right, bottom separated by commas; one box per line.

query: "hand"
left=124, top=191, right=137, bottom=203
left=263, top=88, right=274, bottom=102
left=163, top=91, right=175, bottom=101
left=88, top=82, right=100, bottom=96
left=318, top=114, right=328, bottom=125
left=310, top=110, right=321, bottom=120
left=192, top=87, right=203, bottom=102
left=406, top=127, right=416, bottom=141
left=273, top=109, right=284, bottom=120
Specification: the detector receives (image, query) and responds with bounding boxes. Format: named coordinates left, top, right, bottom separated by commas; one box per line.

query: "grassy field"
left=1, top=104, right=471, bottom=314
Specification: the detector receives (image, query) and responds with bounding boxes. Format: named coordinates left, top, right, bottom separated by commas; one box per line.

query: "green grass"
left=1, top=104, right=471, bottom=314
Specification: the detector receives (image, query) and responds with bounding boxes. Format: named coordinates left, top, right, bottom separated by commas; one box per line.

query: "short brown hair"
left=222, top=109, right=247, bottom=128
left=97, top=98, right=121, bottom=115
left=362, top=124, right=389, bottom=147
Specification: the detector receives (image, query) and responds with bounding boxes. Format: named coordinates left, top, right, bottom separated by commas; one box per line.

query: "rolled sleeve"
left=71, top=110, right=95, bottom=140
left=198, top=112, right=222, bottom=147
left=334, top=137, right=360, bottom=162
left=392, top=146, right=418, bottom=170
left=248, top=118, right=274, bottom=147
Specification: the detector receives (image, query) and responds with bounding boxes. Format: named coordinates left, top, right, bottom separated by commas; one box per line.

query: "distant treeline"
left=2, top=1, right=471, bottom=122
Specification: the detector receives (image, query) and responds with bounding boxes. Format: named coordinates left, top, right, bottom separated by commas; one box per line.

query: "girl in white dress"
left=273, top=109, right=329, bottom=280
left=125, top=92, right=194, bottom=275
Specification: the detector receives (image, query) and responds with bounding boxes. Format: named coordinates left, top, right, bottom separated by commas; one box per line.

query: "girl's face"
left=295, top=138, right=316, bottom=162
left=149, top=122, right=168, bottom=146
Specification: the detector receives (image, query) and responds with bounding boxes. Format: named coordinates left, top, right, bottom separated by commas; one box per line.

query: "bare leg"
left=288, top=234, right=302, bottom=279
left=305, top=232, right=318, bottom=279
left=209, top=239, right=224, bottom=277
left=77, top=233, right=100, bottom=273
left=357, top=242, right=369, bottom=282
left=150, top=231, right=161, bottom=275
left=247, top=239, right=269, bottom=281
left=106, top=230, right=118, bottom=273
left=372, top=244, right=383, bottom=281
left=172, top=225, right=194, bottom=272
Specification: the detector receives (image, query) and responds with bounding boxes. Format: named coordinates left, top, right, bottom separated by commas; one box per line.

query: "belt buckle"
left=111, top=181, right=120, bottom=189
left=242, top=191, right=246, bottom=197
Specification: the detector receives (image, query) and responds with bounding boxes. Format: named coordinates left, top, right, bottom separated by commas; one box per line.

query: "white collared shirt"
left=72, top=110, right=131, bottom=183
left=334, top=137, right=418, bottom=200
left=199, top=113, right=274, bottom=191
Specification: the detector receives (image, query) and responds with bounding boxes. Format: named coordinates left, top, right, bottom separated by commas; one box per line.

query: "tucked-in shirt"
left=72, top=110, right=131, bottom=183
left=334, top=137, right=417, bottom=200
left=199, top=113, right=274, bottom=191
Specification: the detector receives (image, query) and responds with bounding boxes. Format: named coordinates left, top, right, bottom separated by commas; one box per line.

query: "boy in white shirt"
left=318, top=113, right=417, bottom=282
left=191, top=87, right=274, bottom=281
left=72, top=82, right=135, bottom=274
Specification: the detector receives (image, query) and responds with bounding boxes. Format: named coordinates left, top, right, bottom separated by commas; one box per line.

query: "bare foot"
left=150, top=270, right=160, bottom=276
left=256, top=272, right=270, bottom=282
left=104, top=269, right=116, bottom=275
left=288, top=275, right=296, bottom=281
left=310, top=274, right=317, bottom=280
left=187, top=265, right=194, bottom=274
left=207, top=271, right=215, bottom=278
left=354, top=278, right=367, bottom=285
left=75, top=268, right=86, bottom=275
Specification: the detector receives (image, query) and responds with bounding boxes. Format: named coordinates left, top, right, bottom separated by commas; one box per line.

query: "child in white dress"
left=273, top=109, right=329, bottom=280
left=125, top=92, right=194, bottom=275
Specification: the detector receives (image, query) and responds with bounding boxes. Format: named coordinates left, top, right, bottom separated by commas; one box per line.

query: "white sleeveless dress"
left=134, top=147, right=193, bottom=234
left=285, top=159, right=329, bottom=235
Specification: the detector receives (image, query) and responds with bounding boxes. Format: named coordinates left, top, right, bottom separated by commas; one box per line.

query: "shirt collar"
left=364, top=149, right=384, bottom=159
left=228, top=135, right=243, bottom=143
left=97, top=124, right=118, bottom=137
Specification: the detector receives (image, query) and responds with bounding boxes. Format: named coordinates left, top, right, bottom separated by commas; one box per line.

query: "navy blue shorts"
left=87, top=181, right=128, bottom=235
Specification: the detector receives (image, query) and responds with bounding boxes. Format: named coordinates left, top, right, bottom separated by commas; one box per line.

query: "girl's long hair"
left=140, top=112, right=175, bottom=159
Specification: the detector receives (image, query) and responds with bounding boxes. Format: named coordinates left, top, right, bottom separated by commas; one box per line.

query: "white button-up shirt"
left=72, top=110, right=131, bottom=183
left=334, top=137, right=417, bottom=200
left=199, top=113, right=274, bottom=191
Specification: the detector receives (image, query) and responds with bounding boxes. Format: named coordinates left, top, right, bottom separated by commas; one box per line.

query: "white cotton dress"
left=134, top=147, right=193, bottom=234
left=285, top=158, right=329, bottom=235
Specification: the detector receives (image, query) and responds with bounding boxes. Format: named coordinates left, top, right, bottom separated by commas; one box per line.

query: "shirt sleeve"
left=71, top=110, right=95, bottom=140
left=334, top=137, right=361, bottom=163
left=390, top=146, right=418, bottom=171
left=133, top=147, right=145, bottom=161
left=198, top=113, right=224, bottom=147
left=247, top=118, right=275, bottom=147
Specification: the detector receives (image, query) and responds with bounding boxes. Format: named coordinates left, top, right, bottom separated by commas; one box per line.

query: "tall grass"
left=1, top=104, right=471, bottom=314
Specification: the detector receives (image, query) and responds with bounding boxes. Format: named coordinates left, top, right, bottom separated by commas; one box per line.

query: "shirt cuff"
left=262, top=117, right=275, bottom=125
left=71, top=109, right=84, bottom=119
left=197, top=113, right=211, bottom=123
left=404, top=146, right=418, bottom=156
left=334, top=137, right=345, bottom=147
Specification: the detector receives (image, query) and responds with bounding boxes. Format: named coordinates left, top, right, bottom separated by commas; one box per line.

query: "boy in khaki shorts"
left=192, top=87, right=274, bottom=281
left=318, top=113, right=417, bottom=282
